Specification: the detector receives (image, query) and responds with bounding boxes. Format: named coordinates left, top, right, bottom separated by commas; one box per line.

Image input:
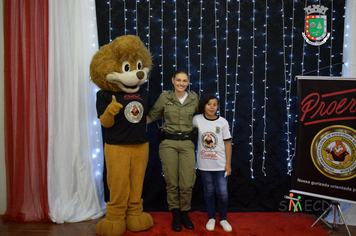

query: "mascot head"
left=333, top=139, right=346, bottom=154
left=90, top=35, right=152, bottom=93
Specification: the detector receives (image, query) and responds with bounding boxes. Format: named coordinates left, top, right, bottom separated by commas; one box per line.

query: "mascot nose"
left=136, top=71, right=145, bottom=80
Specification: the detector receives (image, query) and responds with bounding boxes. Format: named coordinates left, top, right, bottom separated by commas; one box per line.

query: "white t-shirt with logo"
left=192, top=114, right=232, bottom=171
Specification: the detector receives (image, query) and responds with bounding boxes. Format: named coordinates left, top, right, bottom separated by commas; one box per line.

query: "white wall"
left=342, top=0, right=356, bottom=76
left=325, top=0, right=356, bottom=226
left=0, top=0, right=7, bottom=215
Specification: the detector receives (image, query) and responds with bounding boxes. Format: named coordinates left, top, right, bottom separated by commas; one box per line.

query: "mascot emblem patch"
left=125, top=101, right=144, bottom=123
left=302, top=5, right=330, bottom=46
left=311, top=125, right=356, bottom=180
left=202, top=132, right=218, bottom=149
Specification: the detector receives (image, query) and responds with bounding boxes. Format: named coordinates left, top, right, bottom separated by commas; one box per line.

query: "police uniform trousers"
left=159, top=139, right=196, bottom=211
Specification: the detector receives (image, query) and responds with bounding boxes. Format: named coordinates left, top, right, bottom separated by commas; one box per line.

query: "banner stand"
left=311, top=201, right=351, bottom=236
left=292, top=77, right=356, bottom=234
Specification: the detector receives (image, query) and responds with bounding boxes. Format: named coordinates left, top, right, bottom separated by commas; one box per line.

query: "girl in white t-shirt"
left=192, top=94, right=232, bottom=232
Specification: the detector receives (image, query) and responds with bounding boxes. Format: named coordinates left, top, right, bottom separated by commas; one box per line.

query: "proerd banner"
left=292, top=76, right=356, bottom=204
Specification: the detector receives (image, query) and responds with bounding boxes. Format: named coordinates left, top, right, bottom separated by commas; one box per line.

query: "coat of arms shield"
left=302, top=5, right=330, bottom=46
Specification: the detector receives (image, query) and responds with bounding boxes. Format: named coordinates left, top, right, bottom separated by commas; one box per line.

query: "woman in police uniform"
left=147, top=68, right=199, bottom=232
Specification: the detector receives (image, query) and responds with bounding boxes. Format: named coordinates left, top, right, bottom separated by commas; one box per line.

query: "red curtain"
left=3, top=0, right=51, bottom=222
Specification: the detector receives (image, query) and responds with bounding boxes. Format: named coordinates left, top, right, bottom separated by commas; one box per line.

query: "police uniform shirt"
left=148, top=89, right=199, bottom=134
left=96, top=87, right=150, bottom=144
left=192, top=114, right=232, bottom=171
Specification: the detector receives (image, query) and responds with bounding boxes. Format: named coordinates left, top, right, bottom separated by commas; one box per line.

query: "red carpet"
left=96, top=211, right=329, bottom=236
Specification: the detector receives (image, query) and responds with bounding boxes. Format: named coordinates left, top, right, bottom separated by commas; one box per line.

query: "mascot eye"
left=122, top=61, right=130, bottom=72
left=137, top=60, right=143, bottom=70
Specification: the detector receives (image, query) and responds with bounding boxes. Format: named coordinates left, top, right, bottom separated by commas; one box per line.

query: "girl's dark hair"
left=172, top=68, right=188, bottom=78
left=199, top=94, right=218, bottom=114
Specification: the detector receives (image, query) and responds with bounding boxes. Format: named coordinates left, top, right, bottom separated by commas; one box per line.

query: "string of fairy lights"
left=214, top=1, right=220, bottom=105
left=249, top=0, right=256, bottom=179
left=230, top=0, right=241, bottom=146
left=108, top=1, right=112, bottom=42
left=262, top=0, right=268, bottom=177
left=301, top=0, right=307, bottom=75
left=123, top=0, right=127, bottom=34
left=224, top=0, right=229, bottom=119
left=101, top=0, right=345, bottom=179
left=317, top=0, right=321, bottom=76
left=198, top=0, right=203, bottom=98
left=281, top=0, right=299, bottom=176
left=187, top=0, right=191, bottom=84
left=160, top=0, right=164, bottom=92
left=174, top=0, right=177, bottom=68
left=329, top=1, right=334, bottom=75
left=146, top=1, right=151, bottom=89
left=283, top=0, right=292, bottom=176
left=147, top=1, right=151, bottom=52
left=135, top=1, right=138, bottom=35
left=281, top=0, right=289, bottom=175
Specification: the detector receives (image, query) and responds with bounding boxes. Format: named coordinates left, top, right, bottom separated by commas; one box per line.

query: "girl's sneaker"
left=220, top=220, right=232, bottom=232
left=206, top=219, right=216, bottom=231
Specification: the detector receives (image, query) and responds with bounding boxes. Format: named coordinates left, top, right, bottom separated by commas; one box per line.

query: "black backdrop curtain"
left=94, top=0, right=345, bottom=213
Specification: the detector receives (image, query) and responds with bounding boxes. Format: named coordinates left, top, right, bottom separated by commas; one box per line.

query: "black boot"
left=181, top=211, right=194, bottom=230
left=171, top=209, right=182, bottom=232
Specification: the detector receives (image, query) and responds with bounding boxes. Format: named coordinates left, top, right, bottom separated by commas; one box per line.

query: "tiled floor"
left=1, top=214, right=356, bottom=236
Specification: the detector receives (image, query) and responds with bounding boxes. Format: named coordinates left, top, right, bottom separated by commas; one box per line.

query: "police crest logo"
left=302, top=5, right=330, bottom=46
left=310, top=125, right=356, bottom=180
left=124, top=101, right=144, bottom=123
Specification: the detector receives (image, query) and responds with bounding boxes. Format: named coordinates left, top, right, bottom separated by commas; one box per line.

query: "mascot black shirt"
left=96, top=88, right=150, bottom=144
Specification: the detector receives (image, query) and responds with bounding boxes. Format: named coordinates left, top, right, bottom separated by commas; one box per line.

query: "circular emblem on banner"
left=124, top=101, right=144, bottom=123
left=202, top=132, right=218, bottom=150
left=310, top=125, right=356, bottom=180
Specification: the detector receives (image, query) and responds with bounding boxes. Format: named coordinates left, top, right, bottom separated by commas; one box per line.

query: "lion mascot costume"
left=90, top=35, right=154, bottom=236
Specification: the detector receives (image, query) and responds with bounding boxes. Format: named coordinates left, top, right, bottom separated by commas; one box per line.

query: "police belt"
left=164, top=131, right=193, bottom=141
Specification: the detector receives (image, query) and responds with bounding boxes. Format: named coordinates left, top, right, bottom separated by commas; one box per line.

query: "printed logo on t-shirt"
left=200, top=150, right=218, bottom=160
left=216, top=126, right=220, bottom=134
left=203, top=133, right=216, bottom=148
left=200, top=132, right=218, bottom=160
left=124, top=101, right=144, bottom=123
left=124, top=94, right=143, bottom=101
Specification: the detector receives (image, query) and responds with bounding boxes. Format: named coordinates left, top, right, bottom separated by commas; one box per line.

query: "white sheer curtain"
left=47, top=0, right=105, bottom=223
left=324, top=0, right=356, bottom=226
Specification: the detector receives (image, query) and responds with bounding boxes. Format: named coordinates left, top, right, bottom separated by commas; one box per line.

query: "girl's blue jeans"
left=200, top=170, right=228, bottom=221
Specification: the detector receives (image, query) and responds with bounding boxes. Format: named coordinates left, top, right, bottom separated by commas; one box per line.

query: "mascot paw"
left=96, top=218, right=126, bottom=236
left=108, top=95, right=123, bottom=116
left=126, top=212, right=154, bottom=232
